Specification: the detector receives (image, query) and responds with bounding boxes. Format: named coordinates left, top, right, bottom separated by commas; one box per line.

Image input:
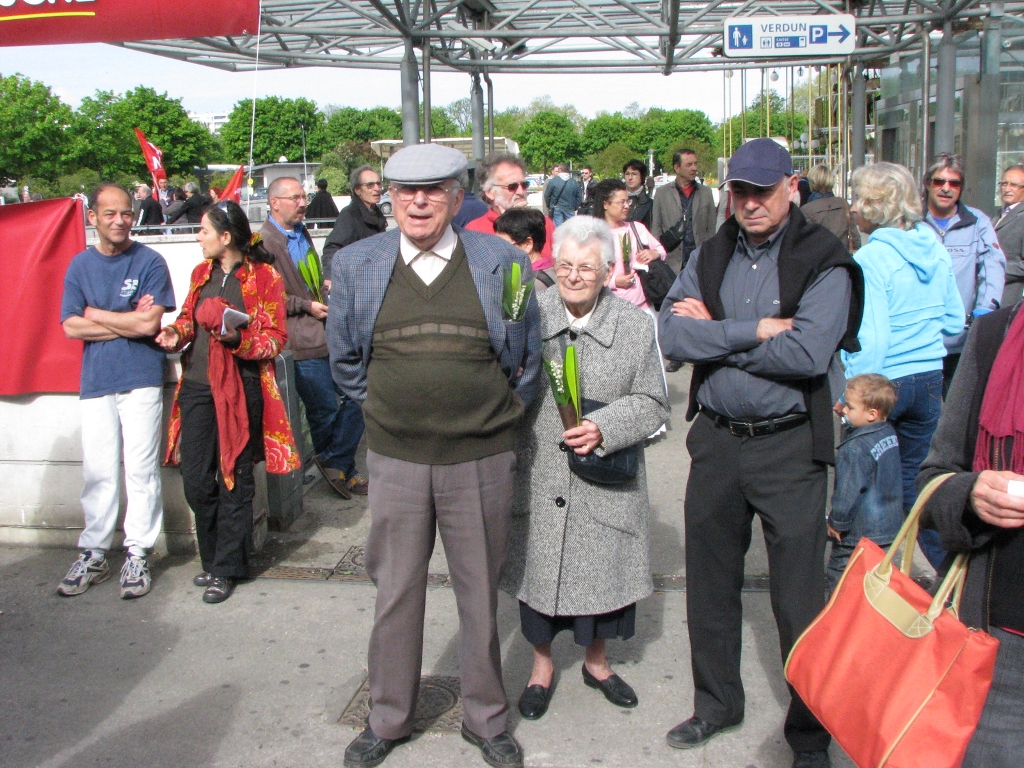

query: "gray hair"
left=923, top=152, right=965, bottom=194
left=805, top=165, right=835, bottom=196
left=182, top=181, right=199, bottom=195
left=478, top=152, right=526, bottom=190
left=852, top=162, right=923, bottom=230
left=552, top=215, right=615, bottom=267
left=137, top=184, right=152, bottom=196
left=349, top=164, right=378, bottom=192
left=1003, top=163, right=1024, bottom=176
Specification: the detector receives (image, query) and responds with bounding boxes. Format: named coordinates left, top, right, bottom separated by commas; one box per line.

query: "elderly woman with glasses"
left=840, top=162, right=965, bottom=567
left=500, top=215, right=670, bottom=721
left=591, top=178, right=667, bottom=315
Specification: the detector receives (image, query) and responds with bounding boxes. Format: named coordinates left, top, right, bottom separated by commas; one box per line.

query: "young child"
left=827, top=373, right=905, bottom=590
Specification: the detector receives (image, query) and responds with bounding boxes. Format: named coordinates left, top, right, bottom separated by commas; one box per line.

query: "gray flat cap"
left=384, top=143, right=468, bottom=184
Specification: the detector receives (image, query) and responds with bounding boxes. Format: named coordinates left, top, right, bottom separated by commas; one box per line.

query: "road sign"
left=723, top=15, right=855, bottom=58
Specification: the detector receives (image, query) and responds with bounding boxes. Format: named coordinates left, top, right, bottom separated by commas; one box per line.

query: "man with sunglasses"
left=993, top=164, right=1024, bottom=308
left=327, top=143, right=541, bottom=768
left=261, top=176, right=368, bottom=499
left=658, top=138, right=863, bottom=768
left=322, top=165, right=388, bottom=264
left=921, top=153, right=1005, bottom=389
left=466, top=152, right=556, bottom=260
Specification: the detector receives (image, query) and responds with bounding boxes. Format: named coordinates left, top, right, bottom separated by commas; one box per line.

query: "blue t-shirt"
left=60, top=242, right=176, bottom=399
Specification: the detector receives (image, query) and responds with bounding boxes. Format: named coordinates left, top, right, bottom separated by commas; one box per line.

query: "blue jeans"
left=293, top=356, right=363, bottom=476
left=889, top=370, right=945, bottom=567
left=551, top=208, right=575, bottom=226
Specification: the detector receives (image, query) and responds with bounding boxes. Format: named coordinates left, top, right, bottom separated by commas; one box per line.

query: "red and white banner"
left=220, top=166, right=246, bottom=205
left=0, top=0, right=260, bottom=48
left=133, top=128, right=167, bottom=199
left=0, top=199, right=86, bottom=396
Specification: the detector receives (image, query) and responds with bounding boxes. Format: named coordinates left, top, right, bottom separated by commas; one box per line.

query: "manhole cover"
left=339, top=675, right=464, bottom=733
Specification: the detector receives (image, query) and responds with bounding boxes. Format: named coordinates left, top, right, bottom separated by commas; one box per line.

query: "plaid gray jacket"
left=326, top=226, right=543, bottom=407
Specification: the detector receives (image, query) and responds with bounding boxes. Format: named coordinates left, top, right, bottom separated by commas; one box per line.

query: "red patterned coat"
left=164, top=257, right=300, bottom=477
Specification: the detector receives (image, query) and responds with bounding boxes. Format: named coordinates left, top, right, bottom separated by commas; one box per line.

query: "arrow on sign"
left=828, top=24, right=850, bottom=44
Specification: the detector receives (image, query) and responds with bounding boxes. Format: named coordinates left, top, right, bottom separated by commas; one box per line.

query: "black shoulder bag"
left=629, top=221, right=677, bottom=311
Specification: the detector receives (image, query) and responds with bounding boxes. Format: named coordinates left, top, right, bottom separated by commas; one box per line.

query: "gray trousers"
left=962, top=626, right=1024, bottom=768
left=364, top=449, right=515, bottom=740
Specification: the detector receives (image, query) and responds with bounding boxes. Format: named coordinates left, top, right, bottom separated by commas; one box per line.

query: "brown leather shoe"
left=346, top=473, right=369, bottom=496
left=315, top=457, right=353, bottom=499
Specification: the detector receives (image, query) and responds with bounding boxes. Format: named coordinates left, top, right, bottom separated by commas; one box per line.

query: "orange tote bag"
left=785, top=474, right=999, bottom=768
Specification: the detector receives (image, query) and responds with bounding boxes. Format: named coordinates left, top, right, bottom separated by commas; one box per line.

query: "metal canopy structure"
left=120, top=0, right=1024, bottom=77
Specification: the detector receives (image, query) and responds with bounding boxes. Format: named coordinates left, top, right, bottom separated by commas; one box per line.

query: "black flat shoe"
left=665, top=715, right=741, bottom=749
left=517, top=683, right=551, bottom=720
left=202, top=577, right=234, bottom=603
left=343, top=726, right=407, bottom=768
left=193, top=572, right=213, bottom=587
left=793, top=750, right=832, bottom=768
left=460, top=724, right=524, bottom=768
left=581, top=663, right=638, bottom=708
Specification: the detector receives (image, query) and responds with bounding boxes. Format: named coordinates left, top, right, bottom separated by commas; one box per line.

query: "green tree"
left=580, top=113, right=638, bottom=157
left=516, top=111, right=580, bottom=172
left=493, top=106, right=527, bottom=139
left=0, top=73, right=74, bottom=180
left=634, top=108, right=716, bottom=174
left=585, top=141, right=638, bottom=179
left=317, top=141, right=380, bottom=194
left=69, top=87, right=214, bottom=180
left=323, top=106, right=402, bottom=147
left=422, top=106, right=459, bottom=139
left=718, top=91, right=806, bottom=156
left=444, top=98, right=473, bottom=135
left=220, top=96, right=326, bottom=165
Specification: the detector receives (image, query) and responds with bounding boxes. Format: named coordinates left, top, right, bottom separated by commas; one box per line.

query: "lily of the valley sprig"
left=544, top=343, right=581, bottom=431
left=298, top=247, right=324, bottom=304
left=620, top=233, right=633, bottom=274
left=502, top=261, right=533, bottom=321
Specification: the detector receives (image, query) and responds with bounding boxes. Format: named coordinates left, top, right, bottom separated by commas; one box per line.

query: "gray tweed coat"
left=499, top=287, right=670, bottom=617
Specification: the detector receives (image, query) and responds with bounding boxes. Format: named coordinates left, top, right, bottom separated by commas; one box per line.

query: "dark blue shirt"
left=60, top=242, right=176, bottom=399
left=268, top=215, right=308, bottom=267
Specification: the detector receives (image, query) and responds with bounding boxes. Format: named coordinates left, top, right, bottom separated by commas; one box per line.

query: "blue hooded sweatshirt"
left=841, top=223, right=965, bottom=382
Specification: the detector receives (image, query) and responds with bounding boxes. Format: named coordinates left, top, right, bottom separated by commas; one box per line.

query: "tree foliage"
left=0, top=73, right=75, bottom=181
left=516, top=111, right=581, bottom=172
left=317, top=141, right=380, bottom=195
left=220, top=96, right=326, bottom=165
left=323, top=106, right=402, bottom=146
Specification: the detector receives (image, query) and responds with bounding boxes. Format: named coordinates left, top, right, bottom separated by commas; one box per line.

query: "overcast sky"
left=0, top=42, right=740, bottom=123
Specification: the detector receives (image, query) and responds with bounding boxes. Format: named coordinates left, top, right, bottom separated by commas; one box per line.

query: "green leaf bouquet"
left=544, top=343, right=581, bottom=430
left=297, top=247, right=324, bottom=303
left=502, top=261, right=533, bottom=321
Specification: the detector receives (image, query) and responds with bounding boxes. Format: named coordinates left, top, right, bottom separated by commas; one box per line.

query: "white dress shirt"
left=399, top=225, right=458, bottom=286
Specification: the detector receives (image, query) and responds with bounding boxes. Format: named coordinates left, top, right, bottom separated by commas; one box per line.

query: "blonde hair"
left=851, top=162, right=922, bottom=230
left=806, top=164, right=835, bottom=195
left=846, top=373, right=897, bottom=419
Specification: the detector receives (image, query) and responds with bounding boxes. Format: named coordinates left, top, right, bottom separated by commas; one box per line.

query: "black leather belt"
left=703, top=408, right=808, bottom=437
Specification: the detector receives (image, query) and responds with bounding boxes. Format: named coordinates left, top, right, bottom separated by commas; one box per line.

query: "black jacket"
left=626, top=188, right=653, bottom=229
left=322, top=196, right=388, bottom=264
left=136, top=196, right=164, bottom=226
left=306, top=190, right=339, bottom=222
left=168, top=193, right=211, bottom=224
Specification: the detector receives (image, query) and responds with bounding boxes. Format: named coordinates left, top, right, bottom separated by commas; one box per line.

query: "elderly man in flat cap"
left=327, top=143, right=542, bottom=768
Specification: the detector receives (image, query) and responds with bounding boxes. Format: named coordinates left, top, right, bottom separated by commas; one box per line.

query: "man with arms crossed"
left=59, top=184, right=175, bottom=599
left=328, top=144, right=541, bottom=768
left=659, top=139, right=862, bottom=768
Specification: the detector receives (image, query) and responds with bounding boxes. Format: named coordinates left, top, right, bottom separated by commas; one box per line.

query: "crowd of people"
left=56, top=136, right=1023, bottom=768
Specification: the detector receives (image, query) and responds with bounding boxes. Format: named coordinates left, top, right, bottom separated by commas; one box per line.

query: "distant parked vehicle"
left=379, top=190, right=392, bottom=216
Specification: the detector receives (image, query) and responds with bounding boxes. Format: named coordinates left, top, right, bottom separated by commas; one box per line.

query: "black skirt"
left=519, top=601, right=636, bottom=647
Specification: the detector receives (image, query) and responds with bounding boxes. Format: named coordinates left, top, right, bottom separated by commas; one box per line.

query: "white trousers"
left=79, top=386, right=164, bottom=555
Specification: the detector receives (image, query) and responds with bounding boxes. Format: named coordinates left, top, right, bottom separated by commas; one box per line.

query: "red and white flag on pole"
left=220, top=166, right=246, bottom=204
left=133, top=128, right=167, bottom=199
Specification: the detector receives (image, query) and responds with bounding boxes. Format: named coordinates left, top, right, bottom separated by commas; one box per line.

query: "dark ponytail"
left=204, top=201, right=275, bottom=264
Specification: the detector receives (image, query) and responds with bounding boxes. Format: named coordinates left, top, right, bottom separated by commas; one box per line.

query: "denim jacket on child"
left=829, top=420, right=904, bottom=546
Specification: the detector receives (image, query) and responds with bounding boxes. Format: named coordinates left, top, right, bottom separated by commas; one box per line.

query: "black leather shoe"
left=193, top=572, right=213, bottom=587
left=792, top=750, right=832, bottom=768
left=202, top=577, right=234, bottom=604
left=517, top=684, right=551, bottom=720
left=665, top=359, right=683, bottom=372
left=343, top=726, right=407, bottom=768
left=665, top=715, right=741, bottom=749
left=460, top=724, right=524, bottom=768
left=581, top=664, right=638, bottom=708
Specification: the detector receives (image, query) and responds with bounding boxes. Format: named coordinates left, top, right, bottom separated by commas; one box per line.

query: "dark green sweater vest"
left=363, top=241, right=523, bottom=464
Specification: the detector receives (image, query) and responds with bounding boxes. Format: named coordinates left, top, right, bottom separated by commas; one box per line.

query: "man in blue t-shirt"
left=58, top=184, right=176, bottom=600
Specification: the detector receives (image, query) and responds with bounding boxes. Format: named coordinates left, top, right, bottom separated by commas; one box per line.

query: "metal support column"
left=422, top=40, right=432, bottom=142
left=920, top=27, right=932, bottom=175
left=471, top=73, right=486, bottom=174
left=934, top=21, right=957, bottom=155
left=964, top=4, right=1004, bottom=212
left=851, top=64, right=867, bottom=170
left=400, top=39, right=420, bottom=147
left=483, top=72, right=495, bottom=155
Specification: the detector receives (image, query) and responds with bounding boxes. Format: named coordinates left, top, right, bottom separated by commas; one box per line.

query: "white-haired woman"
left=500, top=215, right=670, bottom=721
left=840, top=162, right=965, bottom=566
left=800, top=164, right=861, bottom=253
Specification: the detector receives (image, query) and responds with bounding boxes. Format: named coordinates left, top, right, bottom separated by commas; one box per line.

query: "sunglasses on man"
left=929, top=176, right=962, bottom=190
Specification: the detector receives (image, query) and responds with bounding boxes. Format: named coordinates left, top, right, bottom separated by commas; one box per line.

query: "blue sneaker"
left=57, top=551, right=110, bottom=596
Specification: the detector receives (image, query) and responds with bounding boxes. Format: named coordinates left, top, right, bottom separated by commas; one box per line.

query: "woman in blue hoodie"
left=841, top=162, right=965, bottom=567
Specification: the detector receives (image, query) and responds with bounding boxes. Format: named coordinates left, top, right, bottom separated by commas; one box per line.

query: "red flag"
left=133, top=128, right=167, bottom=200
left=0, top=199, right=85, bottom=395
left=220, top=166, right=246, bottom=204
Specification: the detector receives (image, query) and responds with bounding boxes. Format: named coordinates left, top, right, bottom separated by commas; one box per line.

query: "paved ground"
left=0, top=370, right=880, bottom=768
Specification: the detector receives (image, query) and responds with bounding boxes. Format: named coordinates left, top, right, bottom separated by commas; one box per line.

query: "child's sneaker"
left=119, top=554, right=151, bottom=599
left=57, top=550, right=110, bottom=596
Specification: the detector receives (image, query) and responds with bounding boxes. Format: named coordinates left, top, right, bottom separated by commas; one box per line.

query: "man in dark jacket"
left=658, top=138, right=862, bottom=768
left=167, top=182, right=210, bottom=225
left=543, top=163, right=581, bottom=226
left=322, top=165, right=387, bottom=265
left=305, top=178, right=339, bottom=223
left=262, top=176, right=367, bottom=499
left=134, top=185, right=164, bottom=227
left=652, top=149, right=717, bottom=272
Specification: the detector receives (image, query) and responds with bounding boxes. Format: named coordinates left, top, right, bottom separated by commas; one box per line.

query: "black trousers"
left=684, top=412, right=830, bottom=753
left=178, top=377, right=263, bottom=580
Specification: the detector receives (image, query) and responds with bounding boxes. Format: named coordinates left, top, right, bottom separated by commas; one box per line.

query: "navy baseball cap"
left=725, top=138, right=795, bottom=187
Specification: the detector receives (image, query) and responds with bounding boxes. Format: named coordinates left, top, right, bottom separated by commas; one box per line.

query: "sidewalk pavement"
left=0, top=370, right=861, bottom=768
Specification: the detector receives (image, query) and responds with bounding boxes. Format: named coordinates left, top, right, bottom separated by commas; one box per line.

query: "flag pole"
left=246, top=0, right=263, bottom=217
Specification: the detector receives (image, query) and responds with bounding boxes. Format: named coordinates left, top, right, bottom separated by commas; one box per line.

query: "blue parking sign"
left=809, top=25, right=827, bottom=44
left=728, top=24, right=753, bottom=49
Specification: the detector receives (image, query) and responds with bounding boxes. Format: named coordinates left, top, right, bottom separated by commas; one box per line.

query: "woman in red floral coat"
left=157, top=201, right=299, bottom=603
